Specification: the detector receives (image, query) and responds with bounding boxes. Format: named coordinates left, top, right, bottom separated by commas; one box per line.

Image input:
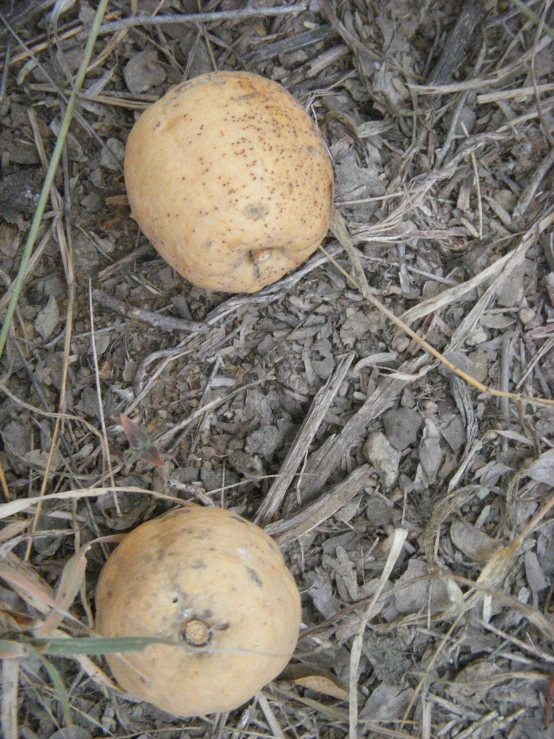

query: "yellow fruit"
left=95, top=505, right=301, bottom=716
left=124, top=71, right=334, bottom=293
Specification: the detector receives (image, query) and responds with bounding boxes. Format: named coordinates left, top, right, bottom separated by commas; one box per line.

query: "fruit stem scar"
left=183, top=618, right=211, bottom=647
left=250, top=248, right=272, bottom=264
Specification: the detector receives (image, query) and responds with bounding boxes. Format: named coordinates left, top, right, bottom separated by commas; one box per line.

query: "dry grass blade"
left=2, top=2, right=554, bottom=735
left=0, top=485, right=185, bottom=519
left=264, top=465, right=371, bottom=546
left=255, top=351, right=355, bottom=524
left=401, top=248, right=518, bottom=325
left=509, top=0, right=554, bottom=40
left=24, top=148, right=77, bottom=560
left=88, top=282, right=119, bottom=514
left=349, top=529, right=408, bottom=739
left=295, top=355, right=429, bottom=501
left=257, top=691, right=286, bottom=739
left=0, top=0, right=111, bottom=359
left=1, top=659, right=20, bottom=739
left=328, top=209, right=554, bottom=408
left=97, top=4, right=308, bottom=35
left=0, top=556, right=82, bottom=626
left=35, top=542, right=92, bottom=637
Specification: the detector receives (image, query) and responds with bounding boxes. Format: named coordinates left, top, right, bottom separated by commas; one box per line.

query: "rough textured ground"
left=1, top=1, right=554, bottom=738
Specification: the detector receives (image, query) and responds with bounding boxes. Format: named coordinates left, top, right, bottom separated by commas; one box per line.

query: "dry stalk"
left=327, top=209, right=554, bottom=408
left=466, top=129, right=483, bottom=238
left=478, top=82, right=554, bottom=103
left=254, top=352, right=355, bottom=524
left=0, top=486, right=186, bottom=520
left=401, top=246, right=518, bottom=325
left=0, top=458, right=11, bottom=501
left=264, top=465, right=371, bottom=546
left=98, top=4, right=308, bottom=35
left=0, top=0, right=111, bottom=359
left=88, top=282, right=119, bottom=514
left=24, top=117, right=78, bottom=560
left=349, top=529, right=408, bottom=739
left=1, top=659, right=19, bottom=739
left=92, top=288, right=207, bottom=334
left=257, top=692, right=286, bottom=739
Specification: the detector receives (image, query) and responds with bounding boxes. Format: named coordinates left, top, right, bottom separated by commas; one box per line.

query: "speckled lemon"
left=95, top=505, right=301, bottom=717
left=124, top=71, right=334, bottom=293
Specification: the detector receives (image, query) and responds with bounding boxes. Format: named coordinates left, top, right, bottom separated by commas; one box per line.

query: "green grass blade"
left=509, top=0, right=554, bottom=40
left=0, top=0, right=111, bottom=359
left=25, top=645, right=73, bottom=727
left=34, top=635, right=184, bottom=656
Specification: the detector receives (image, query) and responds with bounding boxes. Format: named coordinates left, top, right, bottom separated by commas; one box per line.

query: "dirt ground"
left=1, top=1, right=554, bottom=738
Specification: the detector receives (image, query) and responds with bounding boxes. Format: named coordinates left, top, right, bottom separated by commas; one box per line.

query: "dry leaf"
left=524, top=449, right=554, bottom=484
left=279, top=664, right=348, bottom=701
left=450, top=520, right=501, bottom=562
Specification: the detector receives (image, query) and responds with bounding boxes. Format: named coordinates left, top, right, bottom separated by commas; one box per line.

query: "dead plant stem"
left=98, top=5, right=308, bottom=35
left=325, top=210, right=554, bottom=409
left=88, top=282, right=119, bottom=514
left=0, top=0, right=111, bottom=359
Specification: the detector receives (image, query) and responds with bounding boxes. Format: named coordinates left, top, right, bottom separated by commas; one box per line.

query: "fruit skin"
left=94, top=505, right=301, bottom=717
left=124, top=71, right=334, bottom=293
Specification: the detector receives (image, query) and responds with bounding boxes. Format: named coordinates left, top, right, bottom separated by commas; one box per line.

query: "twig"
left=154, top=376, right=271, bottom=449
left=98, top=4, right=308, bottom=35
left=427, top=0, right=486, bottom=85
left=0, top=38, right=10, bottom=102
left=499, top=334, right=512, bottom=424
left=466, top=126, right=484, bottom=237
left=92, top=288, right=207, bottom=334
left=512, top=147, right=554, bottom=223
left=98, top=244, right=152, bottom=281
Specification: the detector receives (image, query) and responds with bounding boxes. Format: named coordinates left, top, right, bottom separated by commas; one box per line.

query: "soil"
left=1, top=1, right=554, bottom=738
